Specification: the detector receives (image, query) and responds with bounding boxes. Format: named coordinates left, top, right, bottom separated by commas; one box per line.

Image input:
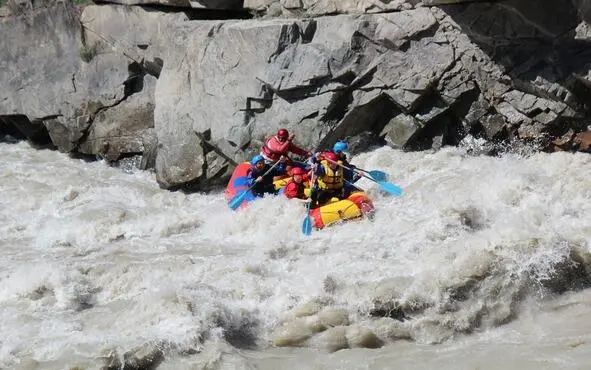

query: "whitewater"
left=1, top=140, right=590, bottom=369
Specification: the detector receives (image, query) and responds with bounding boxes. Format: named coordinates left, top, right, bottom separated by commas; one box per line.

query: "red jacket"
left=261, top=135, right=308, bottom=162
left=284, top=180, right=307, bottom=199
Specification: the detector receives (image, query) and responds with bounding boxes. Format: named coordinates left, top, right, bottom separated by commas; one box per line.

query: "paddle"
left=324, top=158, right=403, bottom=197
left=293, top=155, right=388, bottom=182
left=356, top=168, right=388, bottom=182
left=301, top=171, right=316, bottom=236
left=344, top=179, right=364, bottom=192
left=228, top=160, right=282, bottom=210
left=302, top=200, right=313, bottom=235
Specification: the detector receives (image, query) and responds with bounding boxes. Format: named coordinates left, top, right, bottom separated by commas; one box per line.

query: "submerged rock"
left=272, top=315, right=324, bottom=346
left=307, top=326, right=349, bottom=352
left=345, top=325, right=384, bottom=349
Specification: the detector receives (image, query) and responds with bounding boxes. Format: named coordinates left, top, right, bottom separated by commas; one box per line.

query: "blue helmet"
left=250, top=155, right=265, bottom=166
left=333, top=141, right=348, bottom=153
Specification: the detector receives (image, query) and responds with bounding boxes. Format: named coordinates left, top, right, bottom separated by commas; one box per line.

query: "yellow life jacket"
left=317, top=160, right=344, bottom=190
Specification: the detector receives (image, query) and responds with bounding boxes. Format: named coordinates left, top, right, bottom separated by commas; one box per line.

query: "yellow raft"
left=273, top=177, right=375, bottom=230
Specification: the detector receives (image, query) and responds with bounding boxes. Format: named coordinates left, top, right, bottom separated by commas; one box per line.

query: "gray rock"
left=427, top=0, right=578, bottom=40
left=459, top=97, right=490, bottom=133
left=0, top=2, right=82, bottom=119
left=575, top=21, right=591, bottom=39
left=372, top=7, right=438, bottom=50
left=281, top=0, right=302, bottom=9
left=365, top=39, right=455, bottom=111
left=480, top=114, right=508, bottom=140
left=0, top=3, right=185, bottom=169
left=262, top=43, right=331, bottom=92
left=381, top=112, right=422, bottom=149
left=517, top=122, right=545, bottom=140
left=122, top=344, right=164, bottom=370
left=496, top=101, right=532, bottom=127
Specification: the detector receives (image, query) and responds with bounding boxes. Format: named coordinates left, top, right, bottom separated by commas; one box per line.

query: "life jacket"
left=261, top=136, right=288, bottom=162
left=317, top=160, right=344, bottom=190
left=261, top=135, right=308, bottom=162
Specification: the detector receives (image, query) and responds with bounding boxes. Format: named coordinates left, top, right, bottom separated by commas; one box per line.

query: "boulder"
left=0, top=3, right=185, bottom=167
left=154, top=9, right=461, bottom=188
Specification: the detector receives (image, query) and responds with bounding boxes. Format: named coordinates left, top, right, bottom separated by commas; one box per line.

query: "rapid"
left=1, top=140, right=590, bottom=369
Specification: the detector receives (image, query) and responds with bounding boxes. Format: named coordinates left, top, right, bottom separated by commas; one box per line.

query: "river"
left=1, top=140, right=590, bottom=369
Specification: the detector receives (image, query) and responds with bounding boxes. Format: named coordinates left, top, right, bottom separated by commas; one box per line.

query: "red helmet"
left=292, top=167, right=305, bottom=176
left=324, top=152, right=338, bottom=162
left=277, top=128, right=289, bottom=139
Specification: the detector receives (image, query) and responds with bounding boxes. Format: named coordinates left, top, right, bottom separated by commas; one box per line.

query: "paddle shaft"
left=229, top=159, right=283, bottom=209
left=323, top=157, right=378, bottom=185
left=247, top=159, right=283, bottom=190
left=344, top=179, right=364, bottom=192
left=301, top=170, right=317, bottom=235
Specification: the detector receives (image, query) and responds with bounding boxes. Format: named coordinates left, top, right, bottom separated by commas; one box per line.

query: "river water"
left=1, top=140, right=590, bottom=369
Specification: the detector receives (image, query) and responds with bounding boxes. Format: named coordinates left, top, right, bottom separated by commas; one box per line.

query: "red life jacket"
left=261, top=135, right=308, bottom=162
left=261, top=136, right=289, bottom=161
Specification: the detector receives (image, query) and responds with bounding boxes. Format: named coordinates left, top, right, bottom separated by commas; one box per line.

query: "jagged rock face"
left=69, top=5, right=181, bottom=164
left=244, top=0, right=418, bottom=16
left=429, top=0, right=591, bottom=147
left=97, top=0, right=245, bottom=9
left=91, top=0, right=418, bottom=13
left=1, top=0, right=591, bottom=190
left=425, top=0, right=591, bottom=46
left=154, top=8, right=455, bottom=188
left=0, top=3, right=185, bottom=166
left=0, top=2, right=81, bottom=121
left=155, top=3, right=591, bottom=189
left=424, top=0, right=579, bottom=39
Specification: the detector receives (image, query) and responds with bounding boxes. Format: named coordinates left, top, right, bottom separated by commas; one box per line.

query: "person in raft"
left=246, top=155, right=287, bottom=198
left=311, top=141, right=362, bottom=195
left=325, top=141, right=362, bottom=184
left=260, top=128, right=312, bottom=166
left=283, top=167, right=311, bottom=203
left=309, top=152, right=346, bottom=208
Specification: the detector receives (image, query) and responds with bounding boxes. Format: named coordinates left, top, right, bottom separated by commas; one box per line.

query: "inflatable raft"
left=225, top=162, right=258, bottom=209
left=224, top=162, right=298, bottom=207
left=225, top=162, right=375, bottom=229
left=305, top=191, right=374, bottom=229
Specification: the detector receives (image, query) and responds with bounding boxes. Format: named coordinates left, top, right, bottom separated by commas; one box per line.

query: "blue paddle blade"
left=378, top=181, right=403, bottom=197
left=302, top=216, right=312, bottom=235
left=228, top=190, right=248, bottom=210
left=368, top=170, right=388, bottom=182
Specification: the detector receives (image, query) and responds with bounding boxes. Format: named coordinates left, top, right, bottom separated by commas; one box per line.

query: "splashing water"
left=1, top=141, right=590, bottom=369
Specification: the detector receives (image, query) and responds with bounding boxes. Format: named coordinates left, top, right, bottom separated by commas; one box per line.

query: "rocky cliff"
left=1, top=0, right=590, bottom=190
